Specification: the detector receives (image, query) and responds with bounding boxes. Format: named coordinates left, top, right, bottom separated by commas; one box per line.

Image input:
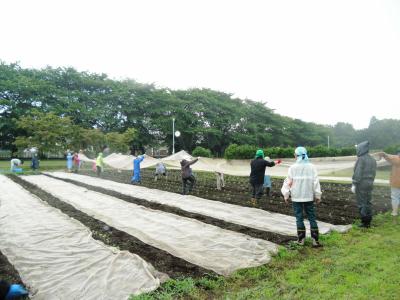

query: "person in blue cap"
left=131, top=155, right=145, bottom=184
left=281, top=146, right=322, bottom=247
left=0, top=280, right=28, bottom=300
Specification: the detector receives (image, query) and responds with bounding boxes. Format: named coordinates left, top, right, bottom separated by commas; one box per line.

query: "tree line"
left=1, top=62, right=399, bottom=156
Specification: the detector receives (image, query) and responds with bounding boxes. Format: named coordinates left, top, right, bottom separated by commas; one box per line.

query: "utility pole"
left=327, top=135, right=330, bottom=149
left=172, top=118, right=175, bottom=154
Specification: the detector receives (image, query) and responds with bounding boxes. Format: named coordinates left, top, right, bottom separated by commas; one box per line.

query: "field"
left=0, top=162, right=396, bottom=299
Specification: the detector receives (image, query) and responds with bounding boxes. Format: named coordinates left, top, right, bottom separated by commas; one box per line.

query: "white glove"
left=351, top=185, right=356, bottom=194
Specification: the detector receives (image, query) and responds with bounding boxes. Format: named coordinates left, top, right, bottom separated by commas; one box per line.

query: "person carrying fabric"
left=10, top=158, right=23, bottom=172
left=154, top=161, right=167, bottom=181
left=181, top=157, right=199, bottom=195
left=377, top=149, right=400, bottom=216
left=131, top=155, right=145, bottom=184
left=96, top=152, right=105, bottom=176
left=250, top=149, right=281, bottom=205
left=351, top=141, right=377, bottom=228
left=66, top=152, right=73, bottom=172
left=281, top=146, right=322, bottom=247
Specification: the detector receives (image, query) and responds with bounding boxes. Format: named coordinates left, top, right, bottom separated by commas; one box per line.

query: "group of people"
left=92, top=141, right=399, bottom=249
left=66, top=151, right=82, bottom=173
left=9, top=148, right=39, bottom=173
left=279, top=141, right=399, bottom=247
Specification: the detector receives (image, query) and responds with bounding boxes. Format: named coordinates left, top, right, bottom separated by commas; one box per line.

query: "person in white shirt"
left=281, top=146, right=322, bottom=247
left=10, top=158, right=23, bottom=172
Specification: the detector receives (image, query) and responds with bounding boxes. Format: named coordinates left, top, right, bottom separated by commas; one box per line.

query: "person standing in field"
left=351, top=141, right=377, bottom=228
left=154, top=161, right=167, bottom=181
left=181, top=157, right=199, bottom=195
left=378, top=149, right=400, bottom=216
left=131, top=155, right=145, bottom=184
left=66, top=152, right=73, bottom=172
left=281, top=146, right=322, bottom=247
left=31, top=149, right=39, bottom=171
left=73, top=152, right=80, bottom=173
left=96, top=152, right=105, bottom=176
left=215, top=171, right=225, bottom=190
left=249, top=149, right=281, bottom=205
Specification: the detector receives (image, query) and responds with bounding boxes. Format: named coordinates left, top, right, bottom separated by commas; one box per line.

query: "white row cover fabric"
left=0, top=175, right=161, bottom=300
left=23, top=175, right=279, bottom=276
left=48, top=172, right=352, bottom=236
left=81, top=150, right=389, bottom=179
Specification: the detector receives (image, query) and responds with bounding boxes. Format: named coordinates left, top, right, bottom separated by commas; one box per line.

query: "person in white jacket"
left=281, top=146, right=322, bottom=247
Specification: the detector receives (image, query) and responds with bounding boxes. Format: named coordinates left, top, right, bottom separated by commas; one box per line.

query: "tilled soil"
left=79, top=169, right=391, bottom=225
left=8, top=175, right=213, bottom=279
left=45, top=174, right=296, bottom=244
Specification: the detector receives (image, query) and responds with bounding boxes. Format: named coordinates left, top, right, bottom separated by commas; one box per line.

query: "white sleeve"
left=313, top=165, right=322, bottom=199
left=281, top=168, right=292, bottom=199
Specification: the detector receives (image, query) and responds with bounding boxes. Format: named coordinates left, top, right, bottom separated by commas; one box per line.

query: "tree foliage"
left=1, top=62, right=398, bottom=155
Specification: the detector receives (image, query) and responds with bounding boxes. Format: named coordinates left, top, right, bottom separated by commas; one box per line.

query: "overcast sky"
left=1, top=0, right=399, bottom=129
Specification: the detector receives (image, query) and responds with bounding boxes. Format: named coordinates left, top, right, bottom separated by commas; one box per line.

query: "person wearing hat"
left=352, top=141, right=377, bottom=228
left=378, top=149, right=400, bottom=216
left=281, top=146, right=322, bottom=247
left=250, top=149, right=281, bottom=205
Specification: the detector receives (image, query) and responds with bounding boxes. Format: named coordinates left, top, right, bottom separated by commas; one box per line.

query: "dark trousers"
left=96, top=166, right=102, bottom=176
left=292, top=201, right=318, bottom=229
left=251, top=183, right=264, bottom=199
left=356, top=185, right=373, bottom=220
left=182, top=175, right=196, bottom=195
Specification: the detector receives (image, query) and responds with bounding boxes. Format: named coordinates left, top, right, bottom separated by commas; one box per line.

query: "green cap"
left=255, top=149, right=264, bottom=159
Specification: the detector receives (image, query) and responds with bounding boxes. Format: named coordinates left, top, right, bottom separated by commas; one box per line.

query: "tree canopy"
left=1, top=62, right=398, bottom=155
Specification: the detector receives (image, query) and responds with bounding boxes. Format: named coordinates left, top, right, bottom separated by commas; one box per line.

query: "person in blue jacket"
left=131, top=155, right=145, bottom=184
left=66, top=152, right=73, bottom=172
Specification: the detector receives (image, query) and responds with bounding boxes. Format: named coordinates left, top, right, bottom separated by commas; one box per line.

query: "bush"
left=224, top=144, right=258, bottom=159
left=224, top=144, right=357, bottom=159
left=384, top=144, right=400, bottom=155
left=192, top=146, right=212, bottom=158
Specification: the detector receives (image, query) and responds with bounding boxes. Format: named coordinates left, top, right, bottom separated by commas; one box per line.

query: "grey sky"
left=1, top=0, right=399, bottom=129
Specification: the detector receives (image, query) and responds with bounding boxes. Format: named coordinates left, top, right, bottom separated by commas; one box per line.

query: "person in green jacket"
left=96, top=153, right=105, bottom=176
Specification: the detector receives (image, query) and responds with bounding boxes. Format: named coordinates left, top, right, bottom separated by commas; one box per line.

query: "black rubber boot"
left=359, top=216, right=371, bottom=228
left=311, top=228, right=323, bottom=248
left=297, top=229, right=306, bottom=245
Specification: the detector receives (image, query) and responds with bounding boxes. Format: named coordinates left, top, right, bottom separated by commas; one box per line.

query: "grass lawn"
left=132, top=213, right=400, bottom=300
left=0, top=159, right=66, bottom=174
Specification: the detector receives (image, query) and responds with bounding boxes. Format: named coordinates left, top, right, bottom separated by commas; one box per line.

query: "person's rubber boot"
left=266, top=187, right=270, bottom=197
left=392, top=203, right=399, bottom=217
left=297, top=229, right=306, bottom=246
left=311, top=228, right=323, bottom=248
left=358, top=216, right=371, bottom=228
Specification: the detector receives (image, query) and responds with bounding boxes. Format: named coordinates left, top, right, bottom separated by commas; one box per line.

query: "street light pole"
left=172, top=118, right=175, bottom=154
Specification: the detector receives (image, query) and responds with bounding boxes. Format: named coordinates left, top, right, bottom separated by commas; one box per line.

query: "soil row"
left=8, top=175, right=212, bottom=279
left=79, top=168, right=391, bottom=225
left=45, top=174, right=296, bottom=245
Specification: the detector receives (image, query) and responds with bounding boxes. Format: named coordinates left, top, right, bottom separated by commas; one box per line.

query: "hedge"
left=192, top=146, right=212, bottom=158
left=224, top=144, right=356, bottom=160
